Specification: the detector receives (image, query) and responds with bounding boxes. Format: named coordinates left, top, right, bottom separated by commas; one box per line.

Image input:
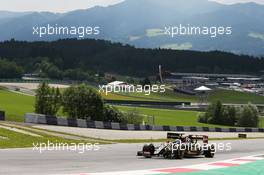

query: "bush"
left=61, top=84, right=143, bottom=124
left=198, top=113, right=207, bottom=123
left=237, top=104, right=259, bottom=127
left=223, top=106, right=237, bottom=126
left=200, top=101, right=225, bottom=125
left=199, top=101, right=237, bottom=126
left=102, top=106, right=144, bottom=124
left=102, top=105, right=124, bottom=122
left=121, top=109, right=143, bottom=125
left=62, top=84, right=104, bottom=120
left=199, top=101, right=259, bottom=127
left=211, top=101, right=224, bottom=124
left=35, top=82, right=61, bottom=116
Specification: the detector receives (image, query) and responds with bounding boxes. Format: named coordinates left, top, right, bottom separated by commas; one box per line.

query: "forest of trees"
left=0, top=38, right=263, bottom=80
left=0, top=59, right=23, bottom=79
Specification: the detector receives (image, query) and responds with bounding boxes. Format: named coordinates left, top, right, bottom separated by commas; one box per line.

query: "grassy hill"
left=102, top=89, right=197, bottom=102
left=209, top=90, right=264, bottom=104
left=118, top=106, right=264, bottom=128
left=118, top=106, right=227, bottom=128
left=0, top=89, right=34, bottom=122
left=103, top=89, right=264, bottom=104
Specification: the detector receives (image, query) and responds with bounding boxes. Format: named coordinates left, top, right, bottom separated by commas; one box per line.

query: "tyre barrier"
left=24, top=113, right=264, bottom=133
left=0, top=111, right=5, bottom=121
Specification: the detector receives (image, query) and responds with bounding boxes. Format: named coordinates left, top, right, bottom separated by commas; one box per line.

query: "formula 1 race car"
left=137, top=133, right=215, bottom=159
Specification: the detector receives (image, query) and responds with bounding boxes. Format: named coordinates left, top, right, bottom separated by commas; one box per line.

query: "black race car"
left=137, top=133, right=215, bottom=159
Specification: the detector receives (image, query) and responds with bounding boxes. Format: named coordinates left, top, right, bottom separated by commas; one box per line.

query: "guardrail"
left=24, top=113, right=264, bottom=133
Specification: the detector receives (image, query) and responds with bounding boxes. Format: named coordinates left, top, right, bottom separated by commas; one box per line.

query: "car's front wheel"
left=205, top=148, right=215, bottom=158
left=175, top=150, right=185, bottom=159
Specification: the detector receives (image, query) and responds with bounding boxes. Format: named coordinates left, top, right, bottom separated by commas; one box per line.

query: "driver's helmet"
left=175, top=139, right=181, bottom=144
left=186, top=137, right=191, bottom=143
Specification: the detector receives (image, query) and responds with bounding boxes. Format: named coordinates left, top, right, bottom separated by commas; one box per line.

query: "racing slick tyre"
left=176, top=150, right=185, bottom=159
left=142, top=144, right=155, bottom=158
left=205, top=148, right=215, bottom=158
left=163, top=152, right=171, bottom=159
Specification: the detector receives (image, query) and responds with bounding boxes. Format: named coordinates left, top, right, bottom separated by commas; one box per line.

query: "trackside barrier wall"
left=0, top=111, right=5, bottom=121
left=24, top=113, right=264, bottom=133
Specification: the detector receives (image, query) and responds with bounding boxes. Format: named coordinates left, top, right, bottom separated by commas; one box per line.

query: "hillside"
left=0, top=39, right=263, bottom=79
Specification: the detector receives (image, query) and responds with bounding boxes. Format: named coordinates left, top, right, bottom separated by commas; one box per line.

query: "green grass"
left=102, top=89, right=197, bottom=102
left=116, top=89, right=197, bottom=102
left=209, top=89, right=264, bottom=104
left=260, top=117, right=264, bottom=128
left=117, top=106, right=232, bottom=128
left=101, top=92, right=147, bottom=101
left=1, top=87, right=264, bottom=124
left=0, top=89, right=34, bottom=122
left=118, top=106, right=264, bottom=128
left=0, top=126, right=100, bottom=149
left=103, top=89, right=264, bottom=104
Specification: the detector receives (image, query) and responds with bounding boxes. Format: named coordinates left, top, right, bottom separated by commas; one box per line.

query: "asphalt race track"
left=0, top=139, right=263, bottom=175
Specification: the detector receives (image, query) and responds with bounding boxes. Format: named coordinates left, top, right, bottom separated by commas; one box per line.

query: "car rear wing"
left=189, top=135, right=209, bottom=143
left=167, top=132, right=184, bottom=139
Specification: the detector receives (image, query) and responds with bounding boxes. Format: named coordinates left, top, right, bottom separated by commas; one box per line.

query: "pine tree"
left=35, top=82, right=50, bottom=115
left=35, top=83, right=61, bottom=116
